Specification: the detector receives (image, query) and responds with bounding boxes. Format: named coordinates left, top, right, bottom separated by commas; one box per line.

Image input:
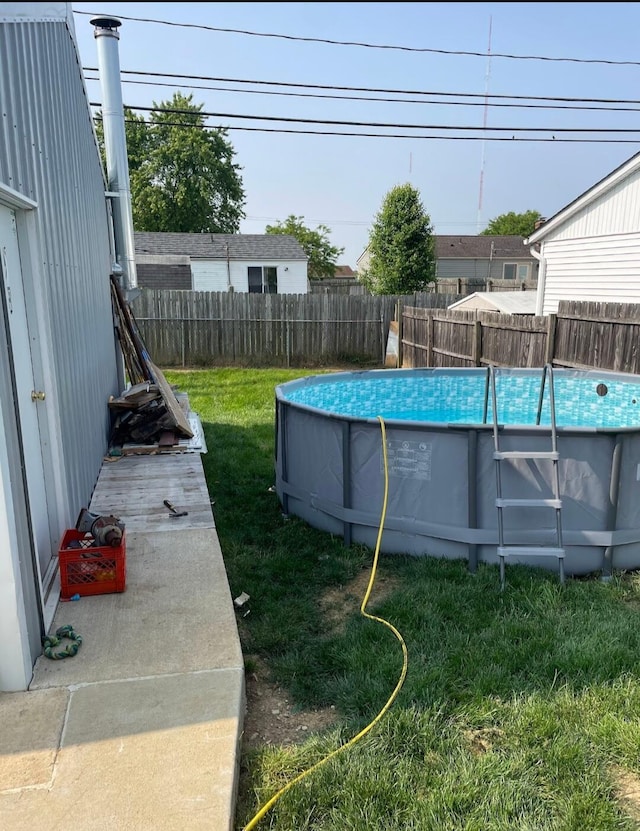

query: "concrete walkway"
left=0, top=453, right=245, bottom=830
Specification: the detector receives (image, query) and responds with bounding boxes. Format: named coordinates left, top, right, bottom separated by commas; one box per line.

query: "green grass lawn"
left=167, top=367, right=640, bottom=831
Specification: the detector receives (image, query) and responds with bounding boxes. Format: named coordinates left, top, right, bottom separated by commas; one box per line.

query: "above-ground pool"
left=275, top=367, right=640, bottom=578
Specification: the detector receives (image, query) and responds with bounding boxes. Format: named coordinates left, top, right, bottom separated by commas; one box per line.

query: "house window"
left=248, top=266, right=278, bottom=293
left=502, top=263, right=529, bottom=280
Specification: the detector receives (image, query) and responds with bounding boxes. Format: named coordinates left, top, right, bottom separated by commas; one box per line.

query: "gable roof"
left=526, top=149, right=640, bottom=245
left=134, top=232, right=307, bottom=260
left=436, top=235, right=530, bottom=259
left=334, top=265, right=355, bottom=277
left=448, top=291, right=538, bottom=314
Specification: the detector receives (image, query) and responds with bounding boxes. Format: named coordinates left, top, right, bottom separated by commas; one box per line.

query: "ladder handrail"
left=488, top=364, right=499, bottom=449
left=482, top=365, right=490, bottom=424
left=536, top=364, right=558, bottom=453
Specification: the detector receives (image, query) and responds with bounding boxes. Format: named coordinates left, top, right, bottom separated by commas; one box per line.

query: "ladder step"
left=494, top=450, right=558, bottom=460
left=496, top=498, right=562, bottom=509
left=498, top=546, right=565, bottom=558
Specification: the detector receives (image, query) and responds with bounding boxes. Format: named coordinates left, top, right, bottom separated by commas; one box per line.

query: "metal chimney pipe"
left=90, top=15, right=137, bottom=290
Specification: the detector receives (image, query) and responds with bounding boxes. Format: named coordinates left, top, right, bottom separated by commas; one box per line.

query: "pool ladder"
left=488, top=364, right=565, bottom=590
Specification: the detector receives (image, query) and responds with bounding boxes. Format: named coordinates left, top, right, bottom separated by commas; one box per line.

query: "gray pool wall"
left=275, top=368, right=640, bottom=577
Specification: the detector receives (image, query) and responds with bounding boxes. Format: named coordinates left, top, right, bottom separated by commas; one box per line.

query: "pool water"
left=283, top=370, right=640, bottom=429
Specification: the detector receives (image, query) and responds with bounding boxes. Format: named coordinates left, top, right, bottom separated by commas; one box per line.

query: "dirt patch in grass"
left=239, top=567, right=399, bottom=749
left=241, top=656, right=338, bottom=750
left=611, top=765, right=640, bottom=825
left=463, top=727, right=505, bottom=756
left=319, top=566, right=400, bottom=634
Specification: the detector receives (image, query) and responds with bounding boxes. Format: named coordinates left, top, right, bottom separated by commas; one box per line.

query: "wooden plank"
left=147, top=359, right=194, bottom=438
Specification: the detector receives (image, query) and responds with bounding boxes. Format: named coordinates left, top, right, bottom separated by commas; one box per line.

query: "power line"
left=74, top=10, right=640, bottom=67
left=84, top=67, right=640, bottom=106
left=115, top=117, right=640, bottom=143
left=82, top=73, right=640, bottom=114
left=99, top=102, right=640, bottom=134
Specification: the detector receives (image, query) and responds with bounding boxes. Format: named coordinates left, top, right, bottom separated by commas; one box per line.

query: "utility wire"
left=82, top=73, right=640, bottom=113
left=83, top=67, right=640, bottom=106
left=114, top=117, right=640, bottom=143
left=94, top=102, right=640, bottom=134
left=74, top=10, right=640, bottom=67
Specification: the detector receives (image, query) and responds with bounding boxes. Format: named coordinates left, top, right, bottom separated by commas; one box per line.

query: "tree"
left=265, top=215, right=344, bottom=279
left=361, top=183, right=436, bottom=295
left=96, top=93, right=245, bottom=233
left=481, top=210, right=543, bottom=237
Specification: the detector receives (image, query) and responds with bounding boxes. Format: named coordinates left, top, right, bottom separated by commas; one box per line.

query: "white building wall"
left=192, top=260, right=308, bottom=293
left=548, top=169, right=640, bottom=241
left=541, top=233, right=640, bottom=314
left=191, top=260, right=229, bottom=291
left=229, top=260, right=307, bottom=293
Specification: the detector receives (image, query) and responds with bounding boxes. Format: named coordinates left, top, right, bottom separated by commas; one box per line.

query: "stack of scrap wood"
left=109, top=275, right=194, bottom=453
left=108, top=382, right=190, bottom=453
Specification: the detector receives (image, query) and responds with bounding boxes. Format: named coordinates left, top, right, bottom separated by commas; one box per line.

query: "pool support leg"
left=342, top=421, right=352, bottom=547
left=467, top=429, right=478, bottom=573
left=602, top=434, right=623, bottom=581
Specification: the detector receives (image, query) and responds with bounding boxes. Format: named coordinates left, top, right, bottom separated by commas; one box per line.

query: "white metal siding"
left=191, top=260, right=228, bottom=291
left=0, top=19, right=119, bottom=523
left=549, top=169, right=640, bottom=241
left=541, top=233, right=640, bottom=314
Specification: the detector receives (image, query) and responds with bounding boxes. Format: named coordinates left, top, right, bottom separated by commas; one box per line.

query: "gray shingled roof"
left=134, top=232, right=307, bottom=260
left=436, top=235, right=530, bottom=259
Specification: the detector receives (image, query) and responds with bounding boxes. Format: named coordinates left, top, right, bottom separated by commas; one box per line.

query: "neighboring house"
left=135, top=232, right=309, bottom=294
left=0, top=4, right=122, bottom=690
left=435, top=236, right=537, bottom=281
left=356, top=236, right=538, bottom=282
left=448, top=291, right=538, bottom=314
left=526, top=150, right=640, bottom=315
left=321, top=264, right=356, bottom=279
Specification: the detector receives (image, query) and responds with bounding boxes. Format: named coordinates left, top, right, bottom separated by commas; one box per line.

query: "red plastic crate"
left=58, top=528, right=126, bottom=599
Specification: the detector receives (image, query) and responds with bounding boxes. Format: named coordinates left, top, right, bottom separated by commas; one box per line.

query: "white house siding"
left=229, top=260, right=308, bottom=293
left=190, top=260, right=307, bottom=293
left=541, top=234, right=640, bottom=315
left=547, top=169, right=640, bottom=241
left=191, top=260, right=229, bottom=291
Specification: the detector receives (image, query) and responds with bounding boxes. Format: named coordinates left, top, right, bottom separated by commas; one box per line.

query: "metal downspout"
left=91, top=16, right=138, bottom=292
left=529, top=244, right=545, bottom=316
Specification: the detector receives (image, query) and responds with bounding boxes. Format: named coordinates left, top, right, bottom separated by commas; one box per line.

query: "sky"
left=69, top=2, right=640, bottom=268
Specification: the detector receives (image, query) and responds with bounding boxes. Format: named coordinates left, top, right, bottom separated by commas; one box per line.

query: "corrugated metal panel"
left=0, top=19, right=119, bottom=521
left=542, top=234, right=640, bottom=314
left=549, top=170, right=640, bottom=240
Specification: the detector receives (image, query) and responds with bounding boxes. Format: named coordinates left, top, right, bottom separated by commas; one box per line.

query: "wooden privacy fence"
left=131, top=289, right=458, bottom=367
left=401, top=300, right=640, bottom=374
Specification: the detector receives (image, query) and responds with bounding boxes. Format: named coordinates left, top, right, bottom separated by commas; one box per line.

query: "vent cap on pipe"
left=90, top=16, right=122, bottom=33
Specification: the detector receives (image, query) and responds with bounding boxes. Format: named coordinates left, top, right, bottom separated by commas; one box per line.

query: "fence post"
left=286, top=318, right=291, bottom=368
left=544, top=313, right=557, bottom=365
left=397, top=302, right=403, bottom=368
left=181, top=319, right=185, bottom=367
left=473, top=319, right=482, bottom=366
left=427, top=313, right=434, bottom=367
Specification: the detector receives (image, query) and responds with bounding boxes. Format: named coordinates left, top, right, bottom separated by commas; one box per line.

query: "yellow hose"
left=243, top=415, right=408, bottom=830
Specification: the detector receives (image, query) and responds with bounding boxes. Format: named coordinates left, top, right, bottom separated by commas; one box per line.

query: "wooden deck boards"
left=89, top=454, right=215, bottom=533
